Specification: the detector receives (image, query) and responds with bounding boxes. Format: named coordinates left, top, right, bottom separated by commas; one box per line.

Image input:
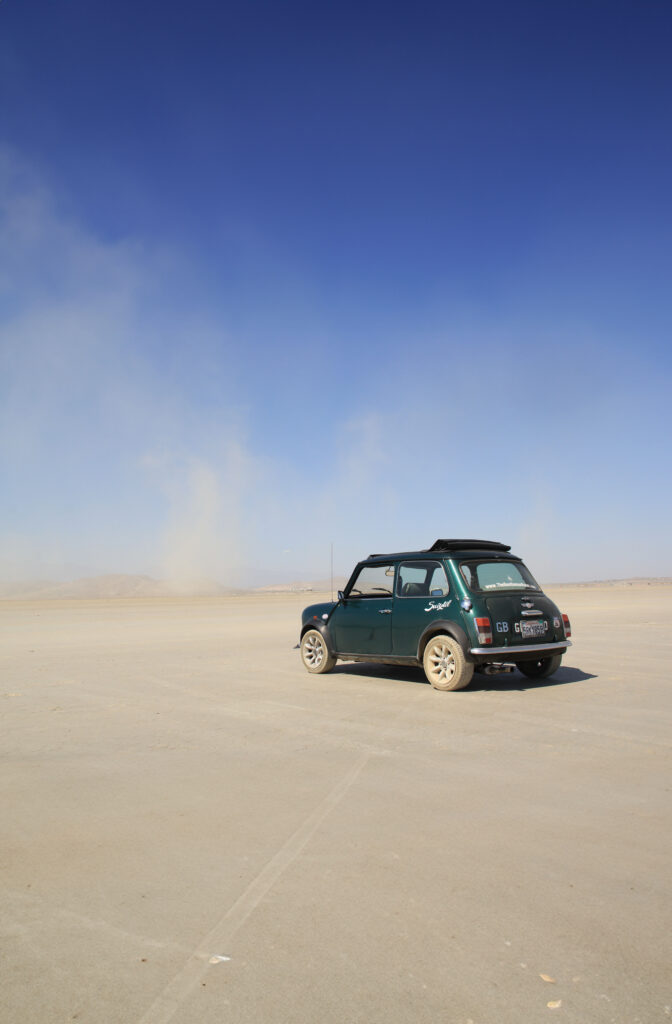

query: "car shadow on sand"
left=332, top=662, right=596, bottom=692
left=468, top=665, right=597, bottom=692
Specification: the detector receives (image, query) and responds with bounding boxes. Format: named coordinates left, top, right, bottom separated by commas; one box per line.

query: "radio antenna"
left=330, top=542, right=334, bottom=602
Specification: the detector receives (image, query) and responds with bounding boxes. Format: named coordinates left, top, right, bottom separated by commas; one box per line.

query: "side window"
left=460, top=563, right=473, bottom=588
left=397, top=560, right=449, bottom=598
left=428, top=564, right=449, bottom=597
left=348, top=564, right=395, bottom=598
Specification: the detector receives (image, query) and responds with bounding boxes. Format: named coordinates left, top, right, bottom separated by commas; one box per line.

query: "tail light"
left=562, top=613, right=571, bottom=638
left=475, top=617, right=492, bottom=645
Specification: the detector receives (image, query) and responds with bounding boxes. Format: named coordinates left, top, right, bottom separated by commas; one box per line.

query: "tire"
left=300, top=629, right=336, bottom=674
left=423, top=635, right=474, bottom=691
left=517, top=654, right=563, bottom=680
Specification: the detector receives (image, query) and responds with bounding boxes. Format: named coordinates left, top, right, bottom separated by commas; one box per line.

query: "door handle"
left=378, top=609, right=392, bottom=614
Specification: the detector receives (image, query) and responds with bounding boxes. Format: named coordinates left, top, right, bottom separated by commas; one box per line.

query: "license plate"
left=520, top=620, right=546, bottom=638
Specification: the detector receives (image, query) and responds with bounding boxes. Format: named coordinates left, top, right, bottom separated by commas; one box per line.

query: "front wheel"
left=423, top=635, right=474, bottom=691
left=300, top=629, right=336, bottom=674
left=517, top=654, right=563, bottom=679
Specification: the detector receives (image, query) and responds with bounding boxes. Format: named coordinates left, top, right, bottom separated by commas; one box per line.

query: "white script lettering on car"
left=424, top=599, right=452, bottom=613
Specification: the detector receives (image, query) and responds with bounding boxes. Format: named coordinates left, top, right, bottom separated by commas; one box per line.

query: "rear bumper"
left=469, top=640, right=572, bottom=658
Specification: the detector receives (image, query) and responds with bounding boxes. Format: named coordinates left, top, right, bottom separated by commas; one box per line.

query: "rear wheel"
left=423, top=635, right=474, bottom=691
left=300, top=629, right=336, bottom=674
left=517, top=654, right=562, bottom=679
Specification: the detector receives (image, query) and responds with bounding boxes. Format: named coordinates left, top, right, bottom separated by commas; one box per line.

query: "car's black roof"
left=366, top=539, right=517, bottom=562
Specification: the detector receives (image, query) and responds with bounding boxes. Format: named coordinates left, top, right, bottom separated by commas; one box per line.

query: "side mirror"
left=337, top=591, right=345, bottom=602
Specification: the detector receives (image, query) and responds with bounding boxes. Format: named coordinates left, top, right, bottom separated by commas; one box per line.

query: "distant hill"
left=255, top=576, right=348, bottom=594
left=0, top=571, right=349, bottom=600
left=2, top=573, right=668, bottom=601
left=546, top=577, right=672, bottom=588
left=0, top=574, right=242, bottom=600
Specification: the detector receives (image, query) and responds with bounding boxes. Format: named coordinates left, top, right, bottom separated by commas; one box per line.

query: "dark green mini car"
left=300, top=539, right=572, bottom=690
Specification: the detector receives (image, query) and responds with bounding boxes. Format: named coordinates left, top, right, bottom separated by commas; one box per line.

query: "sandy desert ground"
left=1, top=583, right=671, bottom=1024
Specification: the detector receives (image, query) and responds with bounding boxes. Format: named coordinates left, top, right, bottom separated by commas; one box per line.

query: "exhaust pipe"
left=480, top=663, right=516, bottom=675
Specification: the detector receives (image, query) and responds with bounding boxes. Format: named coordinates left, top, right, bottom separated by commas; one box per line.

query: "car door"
left=392, top=560, right=452, bottom=656
left=330, top=562, right=395, bottom=655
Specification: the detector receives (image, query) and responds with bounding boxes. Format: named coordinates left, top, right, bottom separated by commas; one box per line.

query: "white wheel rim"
left=303, top=633, right=324, bottom=668
left=427, top=641, right=455, bottom=684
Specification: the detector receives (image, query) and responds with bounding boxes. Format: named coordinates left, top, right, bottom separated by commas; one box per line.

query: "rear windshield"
left=459, top=560, right=540, bottom=592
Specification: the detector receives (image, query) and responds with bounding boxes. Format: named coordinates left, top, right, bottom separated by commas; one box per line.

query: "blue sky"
left=1, top=0, right=671, bottom=584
